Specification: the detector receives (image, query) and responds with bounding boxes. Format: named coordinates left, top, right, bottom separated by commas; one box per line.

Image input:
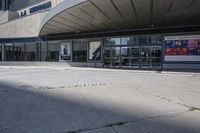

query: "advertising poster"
left=89, top=41, right=101, bottom=60
left=60, top=42, right=71, bottom=61
left=165, top=35, right=200, bottom=62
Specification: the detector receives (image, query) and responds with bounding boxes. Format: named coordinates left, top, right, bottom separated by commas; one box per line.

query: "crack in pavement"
left=131, top=84, right=200, bottom=111
left=76, top=90, right=119, bottom=133
left=63, top=86, right=190, bottom=133
left=63, top=110, right=189, bottom=133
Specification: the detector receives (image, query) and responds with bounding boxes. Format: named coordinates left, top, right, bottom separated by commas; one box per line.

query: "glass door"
left=151, top=46, right=162, bottom=68
left=121, top=47, right=130, bottom=68
left=103, top=47, right=120, bottom=68
left=103, top=47, right=111, bottom=67
left=73, top=40, right=87, bottom=62
left=111, top=47, right=120, bottom=67
left=130, top=47, right=140, bottom=68
left=141, top=46, right=151, bottom=68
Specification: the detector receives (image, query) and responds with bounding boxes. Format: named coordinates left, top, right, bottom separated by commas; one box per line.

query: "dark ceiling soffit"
left=41, top=25, right=200, bottom=41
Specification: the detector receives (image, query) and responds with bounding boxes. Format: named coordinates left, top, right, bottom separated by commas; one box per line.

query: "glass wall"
left=5, top=43, right=13, bottom=61
left=73, top=40, right=87, bottom=62
left=0, top=44, right=2, bottom=61
left=41, top=42, right=48, bottom=61
left=41, top=41, right=59, bottom=61
left=26, top=42, right=40, bottom=61
left=48, top=41, right=59, bottom=61
left=0, top=35, right=162, bottom=70
left=13, top=43, right=26, bottom=61
left=103, top=35, right=162, bottom=69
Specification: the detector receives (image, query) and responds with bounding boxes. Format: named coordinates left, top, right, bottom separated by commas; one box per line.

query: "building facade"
left=0, top=0, right=200, bottom=71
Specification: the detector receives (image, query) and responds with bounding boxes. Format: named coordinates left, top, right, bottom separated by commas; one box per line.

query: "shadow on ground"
left=0, top=81, right=200, bottom=133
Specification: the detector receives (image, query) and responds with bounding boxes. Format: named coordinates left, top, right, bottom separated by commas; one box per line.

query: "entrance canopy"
left=39, top=0, right=200, bottom=36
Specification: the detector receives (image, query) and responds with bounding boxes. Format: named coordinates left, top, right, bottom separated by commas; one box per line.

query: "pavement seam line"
left=132, top=84, right=200, bottom=111
left=75, top=89, right=119, bottom=133
left=64, top=110, right=189, bottom=133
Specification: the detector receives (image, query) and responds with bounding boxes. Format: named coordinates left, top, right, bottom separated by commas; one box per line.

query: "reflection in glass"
left=121, top=47, right=129, bottom=57
left=103, top=47, right=111, bottom=66
left=141, top=47, right=150, bottom=67
left=141, top=58, right=150, bottom=65
left=151, top=46, right=162, bottom=66
left=48, top=41, right=59, bottom=61
left=0, top=44, right=2, bottom=61
left=26, top=42, right=39, bottom=61
left=141, top=47, right=150, bottom=58
left=104, top=38, right=120, bottom=46
left=131, top=47, right=139, bottom=57
left=121, top=38, right=129, bottom=45
left=5, top=43, right=13, bottom=61
left=128, top=37, right=140, bottom=45
left=73, top=40, right=87, bottom=62
left=41, top=42, right=47, bottom=61
left=121, top=47, right=130, bottom=67
left=150, top=35, right=162, bottom=44
left=151, top=47, right=161, bottom=58
left=131, top=58, right=139, bottom=67
left=112, top=47, right=120, bottom=67
left=14, top=43, right=25, bottom=61
left=139, top=36, right=148, bottom=45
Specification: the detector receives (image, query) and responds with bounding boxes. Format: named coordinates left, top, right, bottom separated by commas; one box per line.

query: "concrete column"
left=2, top=0, right=5, bottom=11
left=1, top=43, right=4, bottom=61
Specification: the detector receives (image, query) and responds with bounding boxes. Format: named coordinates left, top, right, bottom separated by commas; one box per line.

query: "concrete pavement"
left=0, top=66, right=200, bottom=133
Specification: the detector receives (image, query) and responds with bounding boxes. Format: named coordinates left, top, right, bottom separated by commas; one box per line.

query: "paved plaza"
left=0, top=66, right=200, bottom=133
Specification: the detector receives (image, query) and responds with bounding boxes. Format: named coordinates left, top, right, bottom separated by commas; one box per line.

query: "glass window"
left=5, top=43, right=13, bottom=61
left=48, top=41, right=59, bottom=61
left=73, top=39, right=87, bottom=62
left=129, top=36, right=140, bottom=45
left=13, top=43, right=25, bottom=61
left=121, top=47, right=129, bottom=57
left=103, top=47, right=111, bottom=66
left=150, top=35, right=162, bottom=44
left=104, top=38, right=120, bottom=46
left=41, top=42, right=48, bottom=61
left=139, top=36, right=148, bottom=45
left=112, top=47, right=120, bottom=58
left=121, top=37, right=140, bottom=45
left=130, top=47, right=139, bottom=57
left=88, top=41, right=101, bottom=61
left=0, top=44, right=2, bottom=61
left=26, top=42, right=39, bottom=61
left=131, top=58, right=139, bottom=66
left=112, top=47, right=120, bottom=67
left=104, top=47, right=111, bottom=58
left=151, top=46, right=162, bottom=58
left=141, top=47, right=150, bottom=58
left=121, top=37, right=129, bottom=45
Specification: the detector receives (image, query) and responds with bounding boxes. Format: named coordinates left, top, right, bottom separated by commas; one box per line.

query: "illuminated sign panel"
left=165, top=35, right=200, bottom=62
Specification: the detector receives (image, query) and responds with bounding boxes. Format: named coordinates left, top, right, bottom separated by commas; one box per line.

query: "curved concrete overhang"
left=39, top=0, right=87, bottom=36
left=39, top=0, right=200, bottom=37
